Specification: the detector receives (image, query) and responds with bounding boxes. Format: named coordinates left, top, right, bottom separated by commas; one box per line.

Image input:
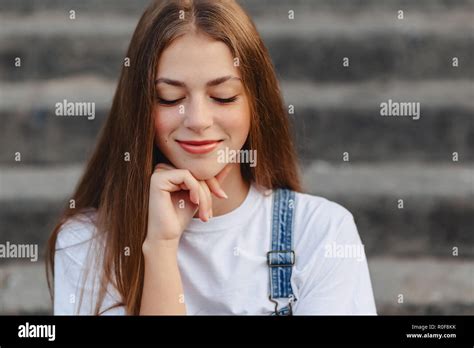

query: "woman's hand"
left=145, top=162, right=232, bottom=245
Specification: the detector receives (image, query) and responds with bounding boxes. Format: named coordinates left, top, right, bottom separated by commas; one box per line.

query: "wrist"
left=142, top=238, right=180, bottom=256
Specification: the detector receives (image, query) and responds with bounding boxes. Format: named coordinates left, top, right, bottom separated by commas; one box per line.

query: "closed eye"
left=156, top=96, right=238, bottom=105
left=212, top=96, right=238, bottom=104
left=157, top=97, right=185, bottom=105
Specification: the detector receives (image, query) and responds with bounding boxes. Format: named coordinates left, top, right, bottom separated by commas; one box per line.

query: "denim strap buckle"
left=267, top=188, right=297, bottom=314
left=269, top=294, right=296, bottom=316
left=266, top=250, right=295, bottom=268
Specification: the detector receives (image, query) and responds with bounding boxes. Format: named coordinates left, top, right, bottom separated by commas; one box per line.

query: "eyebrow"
left=155, top=75, right=241, bottom=87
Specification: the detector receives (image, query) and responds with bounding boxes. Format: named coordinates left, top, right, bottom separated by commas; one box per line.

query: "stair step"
left=0, top=78, right=472, bottom=164
left=0, top=9, right=472, bottom=81
left=369, top=257, right=474, bottom=315
left=0, top=163, right=472, bottom=259
left=285, top=80, right=474, bottom=163
left=1, top=257, right=472, bottom=314
left=303, top=161, right=473, bottom=258
left=1, top=0, right=472, bottom=15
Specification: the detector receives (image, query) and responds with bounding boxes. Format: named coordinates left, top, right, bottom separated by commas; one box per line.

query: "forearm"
left=140, top=239, right=186, bottom=315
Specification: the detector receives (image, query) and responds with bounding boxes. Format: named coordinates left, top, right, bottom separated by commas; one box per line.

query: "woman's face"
left=153, top=31, right=251, bottom=180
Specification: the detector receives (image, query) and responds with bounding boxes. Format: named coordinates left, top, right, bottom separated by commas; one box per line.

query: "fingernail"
left=220, top=189, right=228, bottom=199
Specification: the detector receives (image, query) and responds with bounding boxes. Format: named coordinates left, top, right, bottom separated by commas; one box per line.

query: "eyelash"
left=156, top=96, right=238, bottom=105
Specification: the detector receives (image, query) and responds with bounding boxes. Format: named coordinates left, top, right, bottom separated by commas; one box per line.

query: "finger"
left=199, top=181, right=213, bottom=219
left=181, top=171, right=201, bottom=206
left=153, top=165, right=200, bottom=204
left=197, top=182, right=210, bottom=221
left=205, top=176, right=228, bottom=199
left=154, top=164, right=198, bottom=199
left=164, top=169, right=201, bottom=205
left=154, top=162, right=175, bottom=172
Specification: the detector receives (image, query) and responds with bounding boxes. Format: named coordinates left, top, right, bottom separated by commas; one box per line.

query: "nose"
left=183, top=96, right=213, bottom=132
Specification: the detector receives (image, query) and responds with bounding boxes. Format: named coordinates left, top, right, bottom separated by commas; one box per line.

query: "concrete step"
left=285, top=80, right=474, bottom=164
left=303, top=161, right=474, bottom=258
left=1, top=0, right=472, bottom=15
left=369, top=257, right=474, bottom=315
left=0, top=257, right=472, bottom=314
left=0, top=78, right=472, bottom=164
left=0, top=9, right=472, bottom=82
left=0, top=162, right=472, bottom=260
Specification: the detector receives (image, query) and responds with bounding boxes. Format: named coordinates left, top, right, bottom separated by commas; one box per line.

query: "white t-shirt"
left=54, top=183, right=377, bottom=315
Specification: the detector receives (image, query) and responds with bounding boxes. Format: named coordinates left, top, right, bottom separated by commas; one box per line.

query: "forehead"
left=156, top=32, right=240, bottom=86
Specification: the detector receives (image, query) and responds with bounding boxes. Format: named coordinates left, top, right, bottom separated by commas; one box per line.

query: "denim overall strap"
left=267, top=188, right=296, bottom=315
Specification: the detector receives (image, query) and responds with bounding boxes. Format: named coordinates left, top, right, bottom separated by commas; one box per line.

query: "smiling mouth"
left=176, top=139, right=223, bottom=154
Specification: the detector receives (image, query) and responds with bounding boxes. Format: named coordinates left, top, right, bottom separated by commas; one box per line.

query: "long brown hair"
left=46, top=0, right=301, bottom=315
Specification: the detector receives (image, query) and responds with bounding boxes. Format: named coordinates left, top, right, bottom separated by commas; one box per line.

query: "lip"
left=176, top=139, right=223, bottom=154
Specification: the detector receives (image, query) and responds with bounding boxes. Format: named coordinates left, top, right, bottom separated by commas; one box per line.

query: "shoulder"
left=293, top=190, right=355, bottom=237
left=292, top=191, right=360, bottom=267
left=55, top=209, right=101, bottom=265
left=265, top=187, right=355, bottom=238
left=294, top=191, right=353, bottom=224
left=53, top=209, right=124, bottom=315
left=288, top=191, right=376, bottom=314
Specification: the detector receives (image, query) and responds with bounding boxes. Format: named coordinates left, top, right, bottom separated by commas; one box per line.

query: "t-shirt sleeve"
left=54, top=215, right=126, bottom=315
left=293, top=207, right=377, bottom=315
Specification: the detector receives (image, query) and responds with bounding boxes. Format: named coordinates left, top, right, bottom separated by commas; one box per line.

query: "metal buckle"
left=269, top=294, right=296, bottom=316
left=266, top=250, right=295, bottom=267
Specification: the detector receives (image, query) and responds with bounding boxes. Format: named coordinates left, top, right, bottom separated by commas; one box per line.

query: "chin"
left=187, top=165, right=220, bottom=181
left=170, top=158, right=221, bottom=181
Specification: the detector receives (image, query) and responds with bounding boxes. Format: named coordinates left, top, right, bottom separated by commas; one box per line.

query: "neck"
left=213, top=163, right=250, bottom=217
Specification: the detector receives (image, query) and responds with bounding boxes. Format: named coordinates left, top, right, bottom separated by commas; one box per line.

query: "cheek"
left=222, top=105, right=251, bottom=142
left=153, top=108, right=177, bottom=143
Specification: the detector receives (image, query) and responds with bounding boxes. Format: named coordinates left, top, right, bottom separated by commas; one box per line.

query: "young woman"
left=46, top=0, right=377, bottom=315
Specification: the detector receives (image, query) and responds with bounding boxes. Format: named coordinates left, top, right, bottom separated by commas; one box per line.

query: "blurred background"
left=0, top=0, right=472, bottom=314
